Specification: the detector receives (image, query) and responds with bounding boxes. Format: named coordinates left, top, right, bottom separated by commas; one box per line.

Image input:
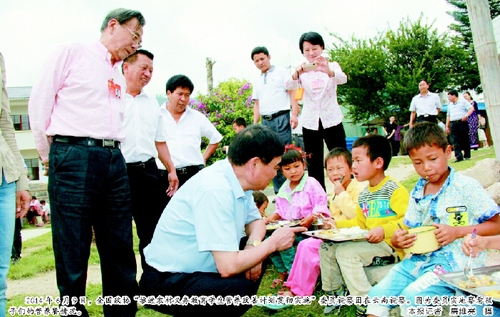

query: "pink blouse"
left=275, top=175, right=330, bottom=220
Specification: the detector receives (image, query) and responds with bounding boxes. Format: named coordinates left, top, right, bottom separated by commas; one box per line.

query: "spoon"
left=464, top=228, right=477, bottom=278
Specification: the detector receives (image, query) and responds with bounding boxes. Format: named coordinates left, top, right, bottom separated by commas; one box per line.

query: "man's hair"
left=251, top=46, right=269, bottom=60
left=166, top=75, right=194, bottom=94
left=228, top=125, right=284, bottom=166
left=299, top=32, right=324, bottom=54
left=403, top=122, right=448, bottom=153
left=448, top=89, right=459, bottom=97
left=352, top=134, right=392, bottom=170
left=252, top=191, right=269, bottom=208
left=232, top=117, right=247, bottom=127
left=122, top=49, right=154, bottom=74
left=419, top=79, right=429, bottom=85
left=123, top=49, right=154, bottom=64
left=40, top=200, right=46, bottom=204
left=100, top=8, right=145, bottom=32
left=324, top=147, right=353, bottom=168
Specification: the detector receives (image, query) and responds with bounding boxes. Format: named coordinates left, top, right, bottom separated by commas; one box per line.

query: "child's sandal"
left=271, top=278, right=283, bottom=289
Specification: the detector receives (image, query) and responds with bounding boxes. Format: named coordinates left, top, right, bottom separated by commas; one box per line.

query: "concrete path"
left=21, top=227, right=51, bottom=241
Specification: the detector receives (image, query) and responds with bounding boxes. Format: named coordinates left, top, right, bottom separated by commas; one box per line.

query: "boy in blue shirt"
left=367, top=122, right=500, bottom=317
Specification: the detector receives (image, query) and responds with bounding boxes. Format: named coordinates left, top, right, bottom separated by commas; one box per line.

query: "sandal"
left=278, top=286, right=294, bottom=297
left=271, top=278, right=283, bottom=289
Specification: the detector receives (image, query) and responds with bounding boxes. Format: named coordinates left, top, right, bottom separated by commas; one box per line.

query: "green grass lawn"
left=7, top=147, right=497, bottom=316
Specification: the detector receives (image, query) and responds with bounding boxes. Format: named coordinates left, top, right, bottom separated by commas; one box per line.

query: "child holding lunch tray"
left=366, top=122, right=500, bottom=317
left=264, top=146, right=329, bottom=289
left=281, top=147, right=366, bottom=298
left=320, top=135, right=408, bottom=316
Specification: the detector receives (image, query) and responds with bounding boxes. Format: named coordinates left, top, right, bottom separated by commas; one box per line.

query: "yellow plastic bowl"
left=405, top=226, right=440, bottom=254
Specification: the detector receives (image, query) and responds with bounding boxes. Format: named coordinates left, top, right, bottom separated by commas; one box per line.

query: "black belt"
left=451, top=119, right=466, bottom=123
left=418, top=114, right=436, bottom=118
left=293, top=134, right=303, bottom=137
left=53, top=135, right=120, bottom=149
left=176, top=164, right=204, bottom=175
left=262, top=110, right=289, bottom=121
left=126, top=157, right=156, bottom=169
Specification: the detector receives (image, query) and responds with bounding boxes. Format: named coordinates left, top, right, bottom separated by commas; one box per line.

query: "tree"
left=329, top=16, right=470, bottom=124
left=191, top=78, right=253, bottom=165
left=446, top=0, right=500, bottom=92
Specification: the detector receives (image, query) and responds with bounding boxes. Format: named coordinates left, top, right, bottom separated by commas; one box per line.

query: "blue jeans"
left=49, top=142, right=138, bottom=317
left=367, top=253, right=456, bottom=317
left=0, top=172, right=16, bottom=317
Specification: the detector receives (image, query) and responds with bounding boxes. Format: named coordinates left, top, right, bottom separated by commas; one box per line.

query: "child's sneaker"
left=355, top=304, right=367, bottom=317
left=323, top=284, right=348, bottom=314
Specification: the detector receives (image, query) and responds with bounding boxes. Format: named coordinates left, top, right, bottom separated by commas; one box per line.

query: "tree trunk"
left=466, top=0, right=500, bottom=159
left=206, top=57, right=216, bottom=96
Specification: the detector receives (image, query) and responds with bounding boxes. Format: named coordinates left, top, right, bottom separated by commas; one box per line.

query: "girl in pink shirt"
left=265, top=147, right=329, bottom=288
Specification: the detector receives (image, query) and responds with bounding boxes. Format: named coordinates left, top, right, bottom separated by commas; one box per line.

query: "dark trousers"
left=139, top=249, right=267, bottom=317
left=160, top=165, right=204, bottom=207
left=127, top=158, right=166, bottom=268
left=416, top=115, right=437, bottom=124
left=262, top=112, right=292, bottom=193
left=303, top=120, right=346, bottom=190
left=11, top=217, right=22, bottom=259
left=450, top=120, right=471, bottom=161
left=49, top=142, right=138, bottom=317
left=390, top=139, right=400, bottom=156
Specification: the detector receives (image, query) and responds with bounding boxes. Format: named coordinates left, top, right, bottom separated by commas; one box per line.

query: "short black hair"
left=324, top=147, right=352, bottom=168
left=100, top=8, right=145, bottom=32
left=299, top=32, right=324, bottom=54
left=252, top=191, right=269, bottom=208
left=40, top=200, right=46, bottom=204
left=122, top=49, right=154, bottom=74
left=123, top=49, right=154, bottom=64
left=352, top=134, right=392, bottom=170
left=448, top=89, right=459, bottom=97
left=166, top=75, right=194, bottom=94
left=251, top=46, right=269, bottom=60
left=228, top=125, right=284, bottom=166
left=279, top=149, right=304, bottom=168
left=419, top=79, right=429, bottom=85
left=232, top=117, right=247, bottom=127
left=404, top=122, right=448, bottom=154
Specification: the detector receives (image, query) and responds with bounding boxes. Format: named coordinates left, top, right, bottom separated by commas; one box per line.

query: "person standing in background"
left=409, top=79, right=441, bottom=127
left=0, top=52, right=31, bottom=316
left=446, top=90, right=474, bottom=163
left=463, top=92, right=479, bottom=151
left=287, top=32, right=348, bottom=191
left=251, top=46, right=300, bottom=195
left=383, top=116, right=399, bottom=156
left=28, top=9, right=145, bottom=316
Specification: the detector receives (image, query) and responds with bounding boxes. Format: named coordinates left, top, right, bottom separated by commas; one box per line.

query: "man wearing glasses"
left=29, top=8, right=145, bottom=317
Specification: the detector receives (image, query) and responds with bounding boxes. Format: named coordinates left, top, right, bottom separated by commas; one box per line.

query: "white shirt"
left=122, top=92, right=167, bottom=163
left=285, top=62, right=347, bottom=130
left=158, top=104, right=223, bottom=169
left=252, top=66, right=291, bottom=115
left=409, top=92, right=441, bottom=116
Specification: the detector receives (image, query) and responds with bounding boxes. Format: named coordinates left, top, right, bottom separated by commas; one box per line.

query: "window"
left=25, top=158, right=39, bottom=181
left=11, top=115, right=30, bottom=131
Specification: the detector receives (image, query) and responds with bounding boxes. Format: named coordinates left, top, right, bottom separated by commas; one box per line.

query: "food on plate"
left=483, top=290, right=500, bottom=298
left=266, top=223, right=280, bottom=230
left=458, top=275, right=497, bottom=289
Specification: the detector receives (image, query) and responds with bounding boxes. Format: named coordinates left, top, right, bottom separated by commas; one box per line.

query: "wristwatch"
left=246, top=240, right=261, bottom=247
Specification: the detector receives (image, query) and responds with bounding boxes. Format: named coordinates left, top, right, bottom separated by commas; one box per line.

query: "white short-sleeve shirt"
left=252, top=66, right=291, bottom=115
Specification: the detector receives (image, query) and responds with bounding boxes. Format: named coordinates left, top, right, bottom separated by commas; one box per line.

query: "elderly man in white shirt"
left=158, top=74, right=223, bottom=189
left=122, top=49, right=178, bottom=266
left=409, top=79, right=442, bottom=128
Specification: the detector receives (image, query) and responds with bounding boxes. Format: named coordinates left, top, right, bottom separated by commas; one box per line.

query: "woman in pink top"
left=265, top=147, right=329, bottom=288
left=287, top=31, right=348, bottom=191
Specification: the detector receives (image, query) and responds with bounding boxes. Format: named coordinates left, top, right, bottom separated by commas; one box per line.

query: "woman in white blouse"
left=286, top=32, right=347, bottom=190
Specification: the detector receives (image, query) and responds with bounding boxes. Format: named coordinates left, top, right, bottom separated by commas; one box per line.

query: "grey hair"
left=100, top=8, right=145, bottom=32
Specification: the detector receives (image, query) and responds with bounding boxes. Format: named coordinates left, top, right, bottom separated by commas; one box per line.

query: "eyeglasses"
left=122, top=24, right=142, bottom=48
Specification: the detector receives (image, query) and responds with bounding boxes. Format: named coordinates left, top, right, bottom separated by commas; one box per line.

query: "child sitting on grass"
left=265, top=146, right=330, bottom=289
left=282, top=147, right=366, bottom=297
left=252, top=191, right=269, bottom=218
left=320, top=135, right=409, bottom=316
left=366, top=122, right=500, bottom=317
